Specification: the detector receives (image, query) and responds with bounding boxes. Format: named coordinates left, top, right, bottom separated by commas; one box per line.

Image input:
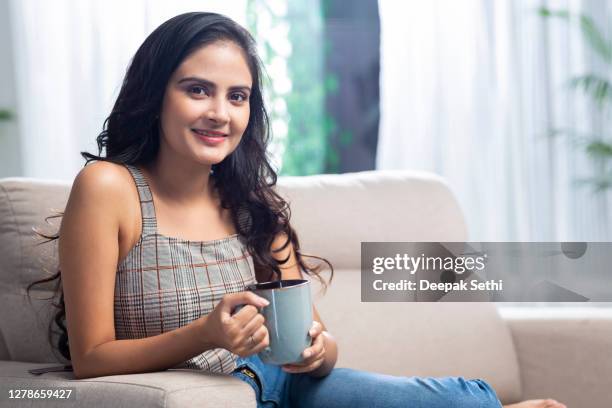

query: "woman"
left=31, top=12, right=566, bottom=408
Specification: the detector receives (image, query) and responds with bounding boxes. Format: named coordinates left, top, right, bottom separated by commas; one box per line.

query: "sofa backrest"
left=276, top=170, right=469, bottom=268
left=0, top=178, right=71, bottom=363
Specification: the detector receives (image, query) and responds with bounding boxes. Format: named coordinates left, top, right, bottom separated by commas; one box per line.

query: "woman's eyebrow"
left=177, top=76, right=251, bottom=92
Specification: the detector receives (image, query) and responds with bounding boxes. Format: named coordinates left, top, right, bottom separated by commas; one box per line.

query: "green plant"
left=246, top=0, right=330, bottom=176
left=0, top=109, right=13, bottom=122
left=539, top=7, right=612, bottom=192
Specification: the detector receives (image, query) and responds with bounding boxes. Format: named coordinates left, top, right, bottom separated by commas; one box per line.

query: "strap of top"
left=124, top=164, right=158, bottom=236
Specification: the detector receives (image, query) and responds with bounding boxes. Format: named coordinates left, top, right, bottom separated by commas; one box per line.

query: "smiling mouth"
left=192, top=129, right=228, bottom=137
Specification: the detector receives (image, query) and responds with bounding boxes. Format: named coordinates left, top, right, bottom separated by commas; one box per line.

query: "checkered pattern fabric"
left=114, top=165, right=256, bottom=374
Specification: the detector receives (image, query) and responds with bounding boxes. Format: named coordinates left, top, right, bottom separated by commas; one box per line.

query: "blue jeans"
left=231, top=355, right=503, bottom=408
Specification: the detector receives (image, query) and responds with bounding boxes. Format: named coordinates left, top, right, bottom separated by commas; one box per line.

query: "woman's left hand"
left=282, top=321, right=326, bottom=374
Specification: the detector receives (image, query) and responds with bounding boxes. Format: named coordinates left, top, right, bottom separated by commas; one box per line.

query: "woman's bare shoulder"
left=75, top=161, right=130, bottom=186
left=61, top=161, right=142, bottom=263
left=67, top=161, right=138, bottom=230
left=69, top=162, right=134, bottom=204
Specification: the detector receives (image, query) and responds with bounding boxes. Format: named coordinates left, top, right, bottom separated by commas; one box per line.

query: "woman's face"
left=159, top=40, right=252, bottom=167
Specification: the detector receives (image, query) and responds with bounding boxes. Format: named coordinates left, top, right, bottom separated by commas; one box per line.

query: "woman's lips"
left=192, top=129, right=227, bottom=145
left=192, top=128, right=227, bottom=136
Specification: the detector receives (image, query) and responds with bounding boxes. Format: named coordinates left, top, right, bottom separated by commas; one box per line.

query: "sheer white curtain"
left=377, top=0, right=612, bottom=241
left=9, top=0, right=247, bottom=181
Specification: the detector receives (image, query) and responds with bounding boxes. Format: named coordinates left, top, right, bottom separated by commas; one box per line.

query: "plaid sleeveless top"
left=114, top=164, right=256, bottom=374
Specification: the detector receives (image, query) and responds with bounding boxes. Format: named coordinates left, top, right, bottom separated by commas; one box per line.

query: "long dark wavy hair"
left=27, top=12, right=332, bottom=362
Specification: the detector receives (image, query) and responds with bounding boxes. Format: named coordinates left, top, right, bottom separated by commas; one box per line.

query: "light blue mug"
left=244, top=279, right=313, bottom=365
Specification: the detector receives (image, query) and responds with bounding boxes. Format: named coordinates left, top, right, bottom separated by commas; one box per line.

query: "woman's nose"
left=205, top=98, right=230, bottom=124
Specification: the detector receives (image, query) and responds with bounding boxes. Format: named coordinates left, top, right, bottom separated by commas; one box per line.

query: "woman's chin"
left=192, top=155, right=226, bottom=168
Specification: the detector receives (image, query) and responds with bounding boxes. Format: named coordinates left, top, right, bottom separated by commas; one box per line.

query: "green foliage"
left=540, top=7, right=612, bottom=192
left=0, top=109, right=13, bottom=121
left=247, top=0, right=328, bottom=176
left=585, top=140, right=612, bottom=159
left=324, top=73, right=339, bottom=93
left=247, top=0, right=351, bottom=176
left=339, top=130, right=353, bottom=146
left=568, top=75, right=611, bottom=108
left=279, top=0, right=327, bottom=176
left=538, top=7, right=612, bottom=63
left=574, top=174, right=612, bottom=192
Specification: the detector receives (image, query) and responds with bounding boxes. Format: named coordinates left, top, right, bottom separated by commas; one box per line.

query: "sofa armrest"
left=0, top=361, right=256, bottom=408
left=501, top=308, right=612, bottom=408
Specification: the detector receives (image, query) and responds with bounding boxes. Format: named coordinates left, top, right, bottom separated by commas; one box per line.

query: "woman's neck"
left=142, top=150, right=215, bottom=207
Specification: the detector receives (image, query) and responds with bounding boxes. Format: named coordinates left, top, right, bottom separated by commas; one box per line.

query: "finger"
left=303, top=332, right=325, bottom=358
left=312, top=345, right=326, bottom=361
left=287, top=343, right=326, bottom=369
left=220, top=292, right=269, bottom=322
left=235, top=325, right=267, bottom=356
left=234, top=291, right=270, bottom=308
left=251, top=325, right=270, bottom=354
left=309, top=321, right=323, bottom=337
left=240, top=324, right=267, bottom=350
left=283, top=357, right=324, bottom=373
left=240, top=309, right=265, bottom=333
left=249, top=325, right=268, bottom=345
left=300, top=345, right=326, bottom=366
left=233, top=305, right=261, bottom=322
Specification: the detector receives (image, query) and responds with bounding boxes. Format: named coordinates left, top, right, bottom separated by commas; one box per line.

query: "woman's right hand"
left=200, top=292, right=270, bottom=357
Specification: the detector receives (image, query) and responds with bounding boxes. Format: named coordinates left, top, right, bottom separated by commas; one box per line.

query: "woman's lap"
left=232, top=355, right=502, bottom=408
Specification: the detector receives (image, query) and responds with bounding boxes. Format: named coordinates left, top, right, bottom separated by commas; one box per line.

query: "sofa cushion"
left=0, top=361, right=256, bottom=408
left=0, top=179, right=70, bottom=363
left=0, top=178, right=68, bottom=295
left=1, top=291, right=63, bottom=363
left=504, top=308, right=612, bottom=408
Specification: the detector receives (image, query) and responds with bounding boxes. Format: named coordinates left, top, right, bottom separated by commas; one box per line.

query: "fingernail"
left=261, top=299, right=270, bottom=306
left=303, top=351, right=311, bottom=358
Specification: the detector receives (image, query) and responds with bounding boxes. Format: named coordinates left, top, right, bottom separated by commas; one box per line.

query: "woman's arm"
left=73, top=320, right=213, bottom=379
left=60, top=163, right=215, bottom=379
left=270, top=232, right=338, bottom=377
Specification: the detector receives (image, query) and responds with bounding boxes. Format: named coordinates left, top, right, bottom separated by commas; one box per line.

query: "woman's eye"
left=231, top=93, right=247, bottom=102
left=188, top=85, right=208, bottom=96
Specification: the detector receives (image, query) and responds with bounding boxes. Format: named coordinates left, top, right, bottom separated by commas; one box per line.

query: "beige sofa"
left=1, top=170, right=610, bottom=407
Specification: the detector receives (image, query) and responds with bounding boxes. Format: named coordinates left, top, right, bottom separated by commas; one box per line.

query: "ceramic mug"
left=236, top=279, right=313, bottom=365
